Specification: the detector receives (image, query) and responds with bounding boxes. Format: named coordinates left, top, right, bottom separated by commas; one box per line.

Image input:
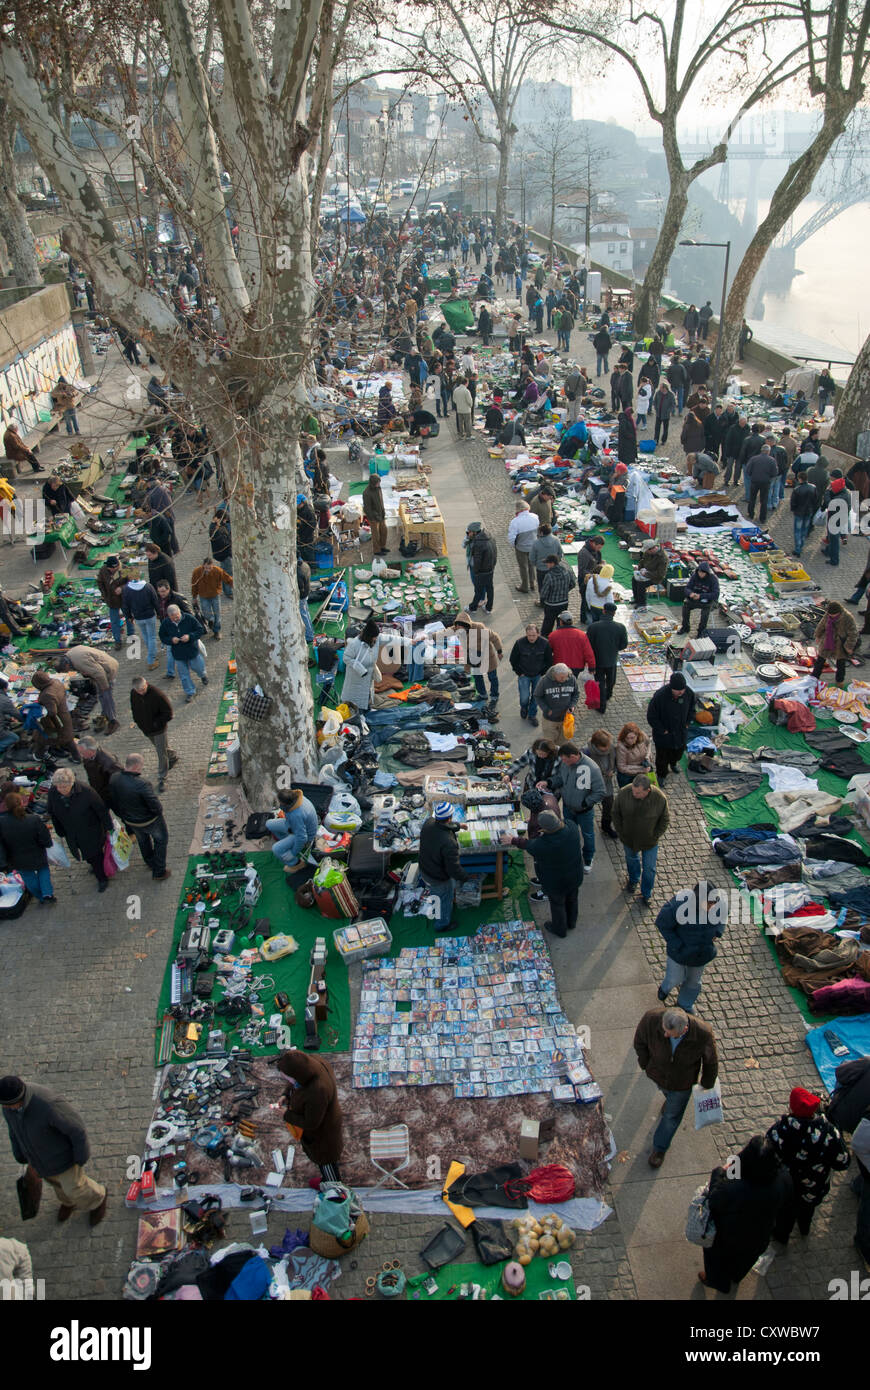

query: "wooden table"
left=397, top=497, right=447, bottom=557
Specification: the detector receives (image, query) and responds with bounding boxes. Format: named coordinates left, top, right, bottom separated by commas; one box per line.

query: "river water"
left=755, top=199, right=869, bottom=361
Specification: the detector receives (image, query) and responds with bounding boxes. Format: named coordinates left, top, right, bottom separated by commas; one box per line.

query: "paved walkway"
left=0, top=317, right=862, bottom=1302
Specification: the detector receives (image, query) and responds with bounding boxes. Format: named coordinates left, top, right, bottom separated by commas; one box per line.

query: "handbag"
left=241, top=686, right=273, bottom=721
left=685, top=1184, right=716, bottom=1247
left=17, top=1164, right=42, bottom=1221
left=102, top=836, right=118, bottom=879
left=561, top=710, right=575, bottom=739
left=312, top=1183, right=355, bottom=1238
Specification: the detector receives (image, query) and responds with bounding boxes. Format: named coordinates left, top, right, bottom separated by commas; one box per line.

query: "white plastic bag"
left=693, top=1080, right=724, bottom=1130
left=46, top=839, right=70, bottom=869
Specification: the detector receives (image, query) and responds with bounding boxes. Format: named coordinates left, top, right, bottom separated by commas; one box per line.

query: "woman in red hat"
left=766, top=1086, right=850, bottom=1244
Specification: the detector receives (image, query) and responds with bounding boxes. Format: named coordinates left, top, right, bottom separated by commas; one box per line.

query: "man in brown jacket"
left=634, top=1005, right=719, bottom=1167
left=96, top=555, right=129, bottom=649
left=362, top=474, right=388, bottom=556
left=191, top=556, right=232, bottom=641
left=55, top=646, right=119, bottom=734
left=2, top=422, right=41, bottom=473
left=130, top=676, right=176, bottom=790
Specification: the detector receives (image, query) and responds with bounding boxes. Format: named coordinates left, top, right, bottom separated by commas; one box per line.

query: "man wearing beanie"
left=766, top=1087, right=850, bottom=1244
left=501, top=810, right=583, bottom=937
left=96, top=553, right=130, bottom=649
left=0, top=1075, right=106, bottom=1225
left=419, top=802, right=471, bottom=932
left=646, top=672, right=696, bottom=781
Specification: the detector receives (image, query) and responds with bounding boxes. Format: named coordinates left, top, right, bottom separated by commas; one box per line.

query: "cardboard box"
left=519, top=1117, right=540, bottom=1161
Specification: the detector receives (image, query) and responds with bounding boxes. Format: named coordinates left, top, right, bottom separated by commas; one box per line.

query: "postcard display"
left=352, top=921, right=602, bottom=1103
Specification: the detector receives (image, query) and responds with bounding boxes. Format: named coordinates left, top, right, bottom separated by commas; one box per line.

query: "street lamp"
left=557, top=202, right=591, bottom=274
left=679, top=238, right=731, bottom=409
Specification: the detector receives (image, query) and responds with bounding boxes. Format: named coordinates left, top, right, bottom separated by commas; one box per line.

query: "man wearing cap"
left=507, top=500, right=539, bottom=594
left=419, top=802, right=471, bottom=932
left=585, top=603, right=628, bottom=716
left=678, top=560, right=720, bottom=637
left=96, top=554, right=130, bottom=649
left=265, top=788, right=319, bottom=872
left=631, top=539, right=669, bottom=608
left=646, top=672, right=696, bottom=781
left=766, top=1087, right=850, bottom=1244
left=501, top=811, right=583, bottom=938
left=0, top=1075, right=107, bottom=1225
left=465, top=521, right=498, bottom=614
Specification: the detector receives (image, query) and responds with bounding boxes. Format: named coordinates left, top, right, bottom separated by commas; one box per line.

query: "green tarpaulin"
left=440, top=299, right=475, bottom=333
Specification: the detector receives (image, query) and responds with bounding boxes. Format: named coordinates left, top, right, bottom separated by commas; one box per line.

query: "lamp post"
left=679, top=238, right=731, bottom=409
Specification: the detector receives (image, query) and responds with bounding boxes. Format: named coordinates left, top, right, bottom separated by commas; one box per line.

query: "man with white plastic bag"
left=633, top=1005, right=719, bottom=1168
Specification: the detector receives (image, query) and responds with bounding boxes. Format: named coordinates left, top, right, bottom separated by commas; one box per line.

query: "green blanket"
left=441, top=299, right=475, bottom=333
left=407, top=1256, right=577, bottom=1301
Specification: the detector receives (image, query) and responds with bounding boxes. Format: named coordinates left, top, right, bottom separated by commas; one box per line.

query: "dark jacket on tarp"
left=655, top=885, right=724, bottom=966
left=47, top=781, right=111, bottom=859
left=633, top=1007, right=718, bottom=1092
left=418, top=816, right=469, bottom=884
left=508, top=821, right=583, bottom=894
left=0, top=811, right=51, bottom=871
left=131, top=684, right=174, bottom=736
left=586, top=614, right=629, bottom=667
left=705, top=1145, right=792, bottom=1290
left=827, top=1058, right=870, bottom=1135
left=612, top=784, right=670, bottom=851
left=646, top=684, right=696, bottom=748
left=108, top=769, right=163, bottom=828
left=3, top=1081, right=91, bottom=1176
left=277, top=1052, right=343, bottom=1168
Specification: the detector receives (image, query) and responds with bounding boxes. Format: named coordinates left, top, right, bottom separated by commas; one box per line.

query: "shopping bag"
left=685, top=1184, right=716, bottom=1247
left=16, top=1164, right=42, bottom=1221
left=109, top=815, right=133, bottom=871
left=102, top=837, right=118, bottom=879
left=240, top=685, right=273, bottom=721
left=693, top=1079, right=724, bottom=1130
left=46, top=838, right=70, bottom=869
left=312, top=1183, right=355, bottom=1237
left=584, top=679, right=601, bottom=710
left=561, top=710, right=575, bottom=739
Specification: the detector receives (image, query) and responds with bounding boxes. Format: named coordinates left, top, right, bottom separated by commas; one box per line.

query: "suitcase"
left=313, top=879, right=359, bottom=920
left=347, top=831, right=384, bottom=883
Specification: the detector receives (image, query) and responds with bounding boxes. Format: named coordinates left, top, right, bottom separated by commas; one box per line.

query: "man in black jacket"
left=824, top=1057, right=870, bottom=1265
left=509, top=622, right=552, bottom=724
left=615, top=364, right=634, bottom=411
left=722, top=414, right=750, bottom=486
left=42, top=474, right=76, bottom=517
left=737, top=421, right=765, bottom=495
left=419, top=802, right=470, bottom=932
left=576, top=535, right=605, bottom=622
left=109, top=753, right=171, bottom=880
left=144, top=542, right=177, bottom=592
left=647, top=673, right=696, bottom=781
left=502, top=810, right=583, bottom=937
left=746, top=443, right=777, bottom=524
left=0, top=1075, right=107, bottom=1224
left=586, top=602, right=628, bottom=715
left=130, top=676, right=177, bottom=790
left=466, top=521, right=497, bottom=614
left=688, top=353, right=710, bottom=386
left=678, top=561, right=720, bottom=636
left=77, top=736, right=123, bottom=805
left=790, top=470, right=818, bottom=557
left=209, top=507, right=233, bottom=598
left=666, top=356, right=688, bottom=414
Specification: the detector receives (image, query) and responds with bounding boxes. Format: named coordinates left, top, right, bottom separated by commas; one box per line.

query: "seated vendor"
left=265, top=788, right=319, bottom=872
left=42, top=473, right=76, bottom=517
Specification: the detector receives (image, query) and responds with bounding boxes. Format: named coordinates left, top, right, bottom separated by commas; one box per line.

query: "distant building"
left=630, top=227, right=658, bottom=275
left=513, top=81, right=573, bottom=126
left=589, top=214, right=633, bottom=274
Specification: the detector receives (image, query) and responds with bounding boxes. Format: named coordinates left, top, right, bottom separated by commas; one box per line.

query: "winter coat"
left=647, top=683, right=696, bottom=749
left=419, top=816, right=469, bottom=884
left=585, top=615, right=628, bottom=668
left=680, top=412, right=706, bottom=454
left=362, top=480, right=385, bottom=523
left=130, top=684, right=174, bottom=737
left=155, top=589, right=192, bottom=622
left=529, top=493, right=553, bottom=528
left=790, top=481, right=818, bottom=518
left=469, top=531, right=497, bottom=575
left=724, top=421, right=750, bottom=460
left=82, top=747, right=123, bottom=804
left=827, top=1058, right=870, bottom=1135
left=653, top=388, right=677, bottom=421
left=550, top=755, right=606, bottom=815
left=766, top=1112, right=849, bottom=1205
left=455, top=614, right=501, bottom=673
left=2, top=1082, right=92, bottom=1177
left=47, top=781, right=111, bottom=860
left=583, top=742, right=615, bottom=795
left=530, top=533, right=562, bottom=571
left=575, top=542, right=604, bottom=585
left=688, top=357, right=710, bottom=385
left=655, top=886, right=723, bottom=966
left=548, top=626, right=594, bottom=672
left=508, top=822, right=583, bottom=895
left=685, top=568, right=720, bottom=606
left=191, top=564, right=231, bottom=600
left=814, top=609, right=858, bottom=661
left=586, top=573, right=614, bottom=613
left=617, top=412, right=638, bottom=464
left=746, top=452, right=777, bottom=485
left=683, top=309, right=700, bottom=334
left=633, top=1007, right=718, bottom=1092
left=612, top=784, right=670, bottom=851
left=666, top=362, right=688, bottom=392
left=277, top=1052, right=343, bottom=1168
left=147, top=550, right=177, bottom=591
left=341, top=636, right=379, bottom=708
left=592, top=328, right=612, bottom=355
left=30, top=674, right=75, bottom=748
left=0, top=811, right=52, bottom=872
left=615, top=732, right=651, bottom=777
left=108, top=769, right=163, bottom=828
left=158, top=612, right=206, bottom=663
left=635, top=545, right=669, bottom=585
left=122, top=580, right=159, bottom=622
left=533, top=669, right=579, bottom=721
left=97, top=563, right=127, bottom=610
left=209, top=517, right=232, bottom=561
left=64, top=646, right=118, bottom=692
left=509, top=635, right=552, bottom=678
left=705, top=1154, right=792, bottom=1288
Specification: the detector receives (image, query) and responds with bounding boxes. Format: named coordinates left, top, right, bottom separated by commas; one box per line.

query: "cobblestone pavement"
left=0, top=321, right=863, bottom=1304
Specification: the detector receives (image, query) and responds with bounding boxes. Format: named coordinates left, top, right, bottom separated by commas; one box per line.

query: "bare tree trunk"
left=634, top=173, right=689, bottom=336
left=495, top=133, right=511, bottom=231
left=716, top=109, right=853, bottom=388
left=829, top=329, right=870, bottom=455
left=0, top=100, right=41, bottom=286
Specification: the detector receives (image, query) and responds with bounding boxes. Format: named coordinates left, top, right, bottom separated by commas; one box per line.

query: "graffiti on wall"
left=0, top=323, right=83, bottom=435
left=34, top=234, right=62, bottom=265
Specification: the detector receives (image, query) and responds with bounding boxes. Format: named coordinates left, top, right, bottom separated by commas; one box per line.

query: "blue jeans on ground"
left=652, top=1088, right=692, bottom=1153
left=793, top=515, right=812, bottom=556
left=177, top=652, right=206, bottom=696
left=266, top=817, right=307, bottom=868
left=21, top=865, right=54, bottom=900
left=596, top=352, right=609, bottom=376
left=826, top=530, right=840, bottom=565
left=517, top=675, right=538, bottom=717
left=661, top=955, right=705, bottom=1011
left=300, top=598, right=314, bottom=642
left=135, top=616, right=158, bottom=664
left=470, top=572, right=494, bottom=611
left=108, top=608, right=125, bottom=644
left=473, top=671, right=499, bottom=700
left=200, top=595, right=221, bottom=634
left=422, top=874, right=455, bottom=928
left=0, top=730, right=19, bottom=756
left=219, top=554, right=233, bottom=598
left=625, top=843, right=659, bottom=899
left=566, top=807, right=596, bottom=864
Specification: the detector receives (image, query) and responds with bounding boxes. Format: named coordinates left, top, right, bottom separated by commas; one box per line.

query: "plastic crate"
left=770, top=565, right=811, bottom=590
left=333, top=917, right=392, bottom=962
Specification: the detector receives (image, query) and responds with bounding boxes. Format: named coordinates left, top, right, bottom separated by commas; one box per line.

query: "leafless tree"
left=0, top=97, right=42, bottom=285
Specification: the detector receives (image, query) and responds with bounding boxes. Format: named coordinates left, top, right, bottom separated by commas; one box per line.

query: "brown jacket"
left=813, top=609, right=858, bottom=662
left=191, top=564, right=232, bottom=600
left=66, top=646, right=118, bottom=691
left=362, top=480, right=385, bottom=523
left=97, top=563, right=127, bottom=610
left=277, top=1051, right=343, bottom=1167
left=454, top=611, right=502, bottom=673
left=633, top=1007, right=718, bottom=1092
